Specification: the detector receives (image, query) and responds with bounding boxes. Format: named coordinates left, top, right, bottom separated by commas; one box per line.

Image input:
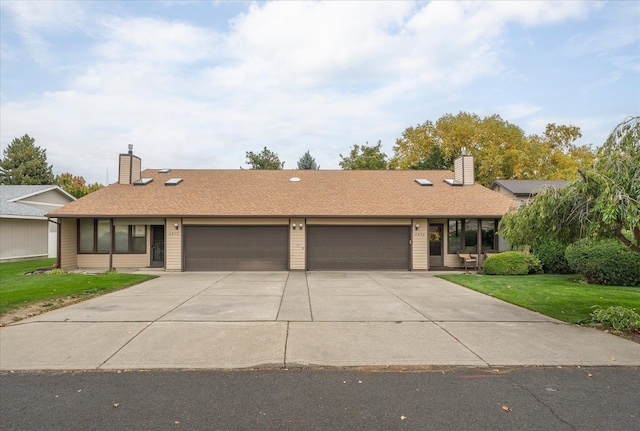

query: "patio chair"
left=457, top=252, right=477, bottom=272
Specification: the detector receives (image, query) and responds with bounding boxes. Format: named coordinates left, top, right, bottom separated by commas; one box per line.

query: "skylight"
left=444, top=179, right=463, bottom=186
left=290, top=177, right=301, bottom=182
left=415, top=179, right=432, bottom=186
left=133, top=178, right=153, bottom=186
left=159, top=168, right=171, bottom=173
left=165, top=178, right=183, bottom=186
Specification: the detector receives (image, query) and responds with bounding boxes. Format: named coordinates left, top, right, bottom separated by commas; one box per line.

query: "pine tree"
left=0, top=134, right=54, bottom=184
left=297, top=150, right=319, bottom=170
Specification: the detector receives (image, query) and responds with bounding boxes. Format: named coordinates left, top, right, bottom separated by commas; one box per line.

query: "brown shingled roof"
left=48, top=169, right=517, bottom=218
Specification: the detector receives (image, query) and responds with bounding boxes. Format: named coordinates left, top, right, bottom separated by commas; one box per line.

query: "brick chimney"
left=118, top=144, right=142, bottom=184
left=453, top=153, right=474, bottom=185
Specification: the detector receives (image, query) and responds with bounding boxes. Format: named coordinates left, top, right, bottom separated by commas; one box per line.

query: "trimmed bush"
left=565, top=239, right=640, bottom=287
left=483, top=251, right=529, bottom=275
left=523, top=253, right=543, bottom=274
left=534, top=242, right=571, bottom=274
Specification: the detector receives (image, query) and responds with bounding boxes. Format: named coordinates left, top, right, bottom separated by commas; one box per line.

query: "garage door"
left=184, top=226, right=288, bottom=271
left=307, top=226, right=410, bottom=270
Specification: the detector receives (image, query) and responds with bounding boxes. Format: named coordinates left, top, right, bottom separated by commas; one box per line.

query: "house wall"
left=60, top=218, right=77, bottom=269
left=412, top=218, right=428, bottom=270
left=290, top=218, right=306, bottom=270
left=0, top=218, right=48, bottom=261
left=166, top=218, right=182, bottom=271
left=19, top=189, right=72, bottom=206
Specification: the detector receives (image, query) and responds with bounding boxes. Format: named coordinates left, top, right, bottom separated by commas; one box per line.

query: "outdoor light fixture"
left=299, top=224, right=303, bottom=230
left=174, top=223, right=179, bottom=230
left=415, top=224, right=420, bottom=231
left=292, top=224, right=296, bottom=230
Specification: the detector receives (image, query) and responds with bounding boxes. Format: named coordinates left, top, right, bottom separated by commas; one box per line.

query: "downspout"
left=109, top=218, right=114, bottom=271
left=477, top=218, right=482, bottom=271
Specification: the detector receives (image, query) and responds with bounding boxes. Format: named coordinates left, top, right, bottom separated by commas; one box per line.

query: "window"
left=464, top=219, right=478, bottom=253
left=78, top=219, right=146, bottom=254
left=448, top=219, right=497, bottom=254
left=481, top=220, right=498, bottom=252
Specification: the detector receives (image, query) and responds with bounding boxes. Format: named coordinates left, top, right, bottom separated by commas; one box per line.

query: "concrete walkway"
left=1, top=271, right=639, bottom=370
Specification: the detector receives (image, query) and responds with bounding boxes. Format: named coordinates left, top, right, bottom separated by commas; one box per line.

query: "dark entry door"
left=428, top=224, right=443, bottom=267
left=151, top=225, right=165, bottom=268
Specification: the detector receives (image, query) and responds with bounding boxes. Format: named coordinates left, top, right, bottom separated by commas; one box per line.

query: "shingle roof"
left=49, top=169, right=517, bottom=218
left=490, top=180, right=569, bottom=196
left=0, top=185, right=59, bottom=217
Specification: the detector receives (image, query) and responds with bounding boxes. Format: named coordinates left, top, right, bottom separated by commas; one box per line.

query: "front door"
left=151, top=225, right=165, bottom=268
left=428, top=224, right=444, bottom=267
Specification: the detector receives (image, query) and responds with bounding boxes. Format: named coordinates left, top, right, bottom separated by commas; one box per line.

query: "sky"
left=1, top=1, right=638, bottom=185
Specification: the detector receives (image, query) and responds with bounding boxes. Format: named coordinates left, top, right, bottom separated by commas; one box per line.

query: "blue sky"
left=1, top=1, right=638, bottom=185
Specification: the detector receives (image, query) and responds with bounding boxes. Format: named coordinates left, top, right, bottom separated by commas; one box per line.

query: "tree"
left=339, top=140, right=388, bottom=170
left=244, top=147, right=284, bottom=170
left=500, top=116, right=640, bottom=253
left=0, top=134, right=54, bottom=185
left=297, top=150, right=319, bottom=170
left=55, top=173, right=103, bottom=198
left=390, top=112, right=594, bottom=185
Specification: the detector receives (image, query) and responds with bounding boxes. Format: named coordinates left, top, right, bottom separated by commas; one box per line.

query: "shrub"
left=534, top=242, right=571, bottom=274
left=522, top=253, right=543, bottom=274
left=48, top=268, right=65, bottom=275
left=483, top=251, right=529, bottom=275
left=590, top=306, right=640, bottom=331
left=565, top=239, right=640, bottom=287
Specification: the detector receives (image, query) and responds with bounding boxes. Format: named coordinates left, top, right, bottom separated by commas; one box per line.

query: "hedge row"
left=565, top=239, right=640, bottom=287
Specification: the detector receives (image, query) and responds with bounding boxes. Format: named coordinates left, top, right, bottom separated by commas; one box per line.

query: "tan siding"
left=0, top=218, right=48, bottom=260
left=454, top=158, right=463, bottom=184
left=131, top=157, right=141, bottom=183
left=119, top=154, right=131, bottom=184
left=20, top=189, right=72, bottom=205
left=411, top=218, right=428, bottom=270
left=113, top=253, right=150, bottom=268
left=289, top=218, right=306, bottom=270
left=165, top=218, right=182, bottom=271
left=306, top=218, right=411, bottom=226
left=77, top=254, right=109, bottom=268
left=59, top=218, right=77, bottom=269
left=463, top=156, right=475, bottom=185
left=183, top=218, right=288, bottom=225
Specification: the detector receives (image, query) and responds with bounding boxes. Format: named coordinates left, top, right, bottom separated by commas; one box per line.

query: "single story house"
left=1, top=185, right=76, bottom=261
left=490, top=179, right=569, bottom=202
left=48, top=149, right=517, bottom=272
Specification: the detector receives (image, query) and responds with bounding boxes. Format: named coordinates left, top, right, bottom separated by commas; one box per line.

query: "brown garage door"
left=307, top=226, right=410, bottom=270
left=184, top=226, right=288, bottom=271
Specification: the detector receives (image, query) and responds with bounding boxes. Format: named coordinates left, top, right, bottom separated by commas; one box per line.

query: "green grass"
left=0, top=258, right=156, bottom=315
left=439, top=274, right=640, bottom=324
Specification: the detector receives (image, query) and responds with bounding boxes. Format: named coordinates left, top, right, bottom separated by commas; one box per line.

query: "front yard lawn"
left=439, top=274, right=640, bottom=324
left=0, top=258, right=156, bottom=317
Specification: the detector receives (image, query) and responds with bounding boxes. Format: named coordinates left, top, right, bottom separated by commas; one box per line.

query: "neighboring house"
left=489, top=179, right=569, bottom=202
left=48, top=150, right=517, bottom=272
left=1, top=185, right=76, bottom=261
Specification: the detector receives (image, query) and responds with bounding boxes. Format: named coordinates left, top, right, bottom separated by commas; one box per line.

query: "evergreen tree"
left=0, top=134, right=54, bottom=184
left=297, top=150, right=319, bottom=169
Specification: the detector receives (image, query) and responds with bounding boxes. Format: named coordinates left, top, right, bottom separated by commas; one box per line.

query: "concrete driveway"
left=1, top=271, right=639, bottom=370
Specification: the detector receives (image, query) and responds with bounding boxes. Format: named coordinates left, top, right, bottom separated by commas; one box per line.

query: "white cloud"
left=0, top=1, right=621, bottom=184
left=1, top=1, right=88, bottom=65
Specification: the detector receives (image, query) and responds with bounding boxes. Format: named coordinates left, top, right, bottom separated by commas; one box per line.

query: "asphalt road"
left=1, top=367, right=639, bottom=431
